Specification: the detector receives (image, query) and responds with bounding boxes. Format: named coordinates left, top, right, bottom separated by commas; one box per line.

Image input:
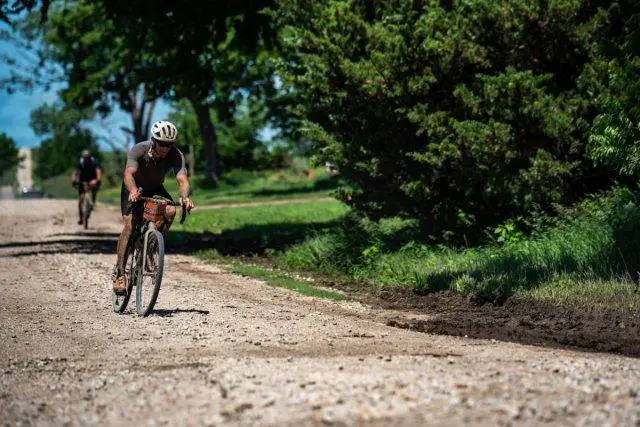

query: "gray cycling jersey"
left=126, top=141, right=187, bottom=189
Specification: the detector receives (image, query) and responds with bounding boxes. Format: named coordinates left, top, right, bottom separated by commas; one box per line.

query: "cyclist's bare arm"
left=176, top=173, right=194, bottom=211
left=71, top=169, right=78, bottom=183
left=123, top=165, right=140, bottom=203
left=95, top=167, right=103, bottom=182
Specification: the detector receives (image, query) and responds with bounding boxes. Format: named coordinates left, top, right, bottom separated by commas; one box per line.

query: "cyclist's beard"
left=150, top=146, right=169, bottom=159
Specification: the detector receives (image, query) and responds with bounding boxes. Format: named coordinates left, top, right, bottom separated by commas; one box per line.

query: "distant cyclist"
left=113, top=120, right=194, bottom=294
left=71, top=150, right=102, bottom=225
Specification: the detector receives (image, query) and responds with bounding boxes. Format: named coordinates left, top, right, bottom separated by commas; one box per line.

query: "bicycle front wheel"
left=83, top=195, right=92, bottom=229
left=136, top=230, right=165, bottom=316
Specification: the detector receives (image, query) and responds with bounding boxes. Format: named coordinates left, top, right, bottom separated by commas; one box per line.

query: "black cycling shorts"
left=120, top=183, right=173, bottom=216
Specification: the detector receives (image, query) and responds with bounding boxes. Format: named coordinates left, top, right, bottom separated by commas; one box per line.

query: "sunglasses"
left=152, top=138, right=174, bottom=148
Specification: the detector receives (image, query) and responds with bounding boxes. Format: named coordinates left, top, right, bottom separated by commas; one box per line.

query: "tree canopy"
left=272, top=0, right=628, bottom=243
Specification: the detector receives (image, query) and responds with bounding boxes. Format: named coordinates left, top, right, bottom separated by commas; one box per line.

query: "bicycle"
left=112, top=193, right=188, bottom=316
left=72, top=180, right=95, bottom=229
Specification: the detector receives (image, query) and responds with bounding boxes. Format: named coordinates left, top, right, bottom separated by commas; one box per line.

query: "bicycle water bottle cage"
left=143, top=199, right=167, bottom=222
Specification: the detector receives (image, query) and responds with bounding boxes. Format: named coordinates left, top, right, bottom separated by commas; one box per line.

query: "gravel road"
left=1, top=199, right=639, bottom=426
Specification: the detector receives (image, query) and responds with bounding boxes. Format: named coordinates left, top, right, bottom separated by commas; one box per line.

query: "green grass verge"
left=168, top=199, right=350, bottom=256
left=175, top=198, right=348, bottom=234
left=274, top=189, right=640, bottom=309
left=167, top=187, right=640, bottom=309
left=196, top=249, right=346, bottom=300
left=40, top=171, right=77, bottom=199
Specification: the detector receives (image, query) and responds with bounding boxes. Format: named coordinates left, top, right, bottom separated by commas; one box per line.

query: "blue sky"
left=0, top=82, right=172, bottom=150
left=0, top=89, right=173, bottom=150
left=0, top=86, right=58, bottom=148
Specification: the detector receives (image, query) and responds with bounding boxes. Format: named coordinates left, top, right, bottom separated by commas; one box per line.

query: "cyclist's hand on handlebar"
left=181, top=197, right=194, bottom=212
left=128, top=187, right=141, bottom=203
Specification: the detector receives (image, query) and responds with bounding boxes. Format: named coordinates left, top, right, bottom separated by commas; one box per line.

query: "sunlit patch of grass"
left=518, top=275, right=640, bottom=311
left=196, top=250, right=345, bottom=300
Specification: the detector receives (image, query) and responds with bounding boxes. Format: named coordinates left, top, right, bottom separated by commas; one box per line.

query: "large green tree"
left=274, top=0, right=615, bottom=244
left=42, top=2, right=157, bottom=145
left=96, top=0, right=278, bottom=183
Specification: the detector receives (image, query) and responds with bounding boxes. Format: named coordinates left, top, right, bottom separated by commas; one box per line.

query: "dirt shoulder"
left=1, top=199, right=639, bottom=426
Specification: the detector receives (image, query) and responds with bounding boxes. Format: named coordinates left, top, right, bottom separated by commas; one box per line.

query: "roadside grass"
left=168, top=198, right=350, bottom=255
left=518, top=276, right=639, bottom=311
left=273, top=189, right=640, bottom=310
left=174, top=187, right=640, bottom=309
left=196, top=249, right=345, bottom=300
left=40, top=170, right=77, bottom=199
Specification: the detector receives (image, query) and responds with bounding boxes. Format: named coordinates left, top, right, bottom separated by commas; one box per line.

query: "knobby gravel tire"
left=136, top=230, right=165, bottom=317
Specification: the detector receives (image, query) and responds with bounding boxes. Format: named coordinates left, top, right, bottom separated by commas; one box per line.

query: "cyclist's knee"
left=165, top=205, right=176, bottom=221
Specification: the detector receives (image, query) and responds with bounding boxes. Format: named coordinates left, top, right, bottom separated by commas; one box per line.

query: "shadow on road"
left=49, top=232, right=121, bottom=238
left=153, top=308, right=210, bottom=317
left=0, top=238, right=117, bottom=257
left=0, top=218, right=336, bottom=258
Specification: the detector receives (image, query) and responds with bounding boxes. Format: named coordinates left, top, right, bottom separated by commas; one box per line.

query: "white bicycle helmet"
left=150, top=120, right=178, bottom=143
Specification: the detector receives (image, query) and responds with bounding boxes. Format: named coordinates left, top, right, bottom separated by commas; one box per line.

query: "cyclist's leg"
left=153, top=186, right=176, bottom=234
left=116, top=213, right=134, bottom=273
left=114, top=185, right=133, bottom=292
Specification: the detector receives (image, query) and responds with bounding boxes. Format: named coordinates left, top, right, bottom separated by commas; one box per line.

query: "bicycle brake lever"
left=179, top=205, right=188, bottom=224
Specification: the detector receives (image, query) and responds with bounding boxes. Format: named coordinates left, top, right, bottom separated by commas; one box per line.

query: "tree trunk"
left=191, top=99, right=219, bottom=184
left=129, top=90, right=144, bottom=143
left=128, top=86, right=155, bottom=143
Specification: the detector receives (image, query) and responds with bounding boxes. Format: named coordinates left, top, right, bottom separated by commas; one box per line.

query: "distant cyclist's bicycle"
left=74, top=181, right=97, bottom=229
left=112, top=194, right=188, bottom=316
left=81, top=183, right=93, bottom=230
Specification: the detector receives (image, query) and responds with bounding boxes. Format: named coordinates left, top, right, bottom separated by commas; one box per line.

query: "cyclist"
left=71, top=150, right=103, bottom=225
left=113, top=120, right=194, bottom=294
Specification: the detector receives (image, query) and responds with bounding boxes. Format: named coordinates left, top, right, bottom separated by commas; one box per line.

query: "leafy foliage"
left=0, top=132, right=20, bottom=185
left=273, top=0, right=616, bottom=244
left=588, top=2, right=640, bottom=178
left=170, top=99, right=291, bottom=173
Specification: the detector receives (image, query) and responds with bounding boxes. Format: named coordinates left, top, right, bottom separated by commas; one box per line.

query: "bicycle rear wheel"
left=136, top=230, right=165, bottom=316
left=112, top=244, right=137, bottom=313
